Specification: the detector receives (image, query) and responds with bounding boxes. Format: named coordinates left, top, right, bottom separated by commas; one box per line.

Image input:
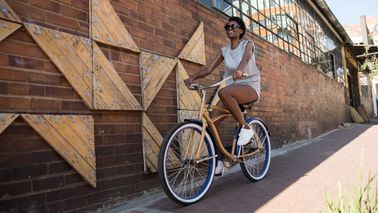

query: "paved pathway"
left=106, top=122, right=378, bottom=213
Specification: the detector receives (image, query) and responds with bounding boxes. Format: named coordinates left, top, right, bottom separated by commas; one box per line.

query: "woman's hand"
left=233, top=70, right=244, bottom=80
left=184, top=77, right=195, bottom=87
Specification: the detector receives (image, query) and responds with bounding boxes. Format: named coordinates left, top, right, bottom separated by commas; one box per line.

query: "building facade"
left=0, top=0, right=357, bottom=211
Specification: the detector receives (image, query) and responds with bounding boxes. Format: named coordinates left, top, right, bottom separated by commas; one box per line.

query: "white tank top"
left=221, top=39, right=260, bottom=94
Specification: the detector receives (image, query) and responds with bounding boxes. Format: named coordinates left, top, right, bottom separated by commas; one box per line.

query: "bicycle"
left=158, top=75, right=271, bottom=205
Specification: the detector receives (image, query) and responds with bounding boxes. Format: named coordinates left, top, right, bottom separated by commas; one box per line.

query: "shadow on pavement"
left=146, top=124, right=373, bottom=213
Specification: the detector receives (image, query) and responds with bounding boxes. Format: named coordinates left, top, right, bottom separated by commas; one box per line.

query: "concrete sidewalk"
left=105, top=122, right=378, bottom=213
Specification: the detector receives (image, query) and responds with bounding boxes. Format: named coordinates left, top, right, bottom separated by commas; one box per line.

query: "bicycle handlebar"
left=188, top=73, right=248, bottom=91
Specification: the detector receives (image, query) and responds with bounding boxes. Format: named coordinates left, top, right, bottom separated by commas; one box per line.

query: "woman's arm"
left=233, top=41, right=254, bottom=80
left=184, top=50, right=224, bottom=86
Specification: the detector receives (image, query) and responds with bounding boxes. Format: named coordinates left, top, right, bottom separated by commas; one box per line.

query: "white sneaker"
left=237, top=125, right=254, bottom=146
left=215, top=160, right=225, bottom=176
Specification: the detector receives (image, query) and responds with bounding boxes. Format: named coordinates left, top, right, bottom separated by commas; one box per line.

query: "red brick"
left=0, top=82, right=9, bottom=94
left=13, top=164, right=48, bottom=180
left=0, top=181, right=31, bottom=196
left=33, top=176, right=64, bottom=191
left=0, top=96, right=30, bottom=110
left=8, top=55, right=44, bottom=70
left=30, top=98, right=61, bottom=111
left=30, top=0, right=61, bottom=13
left=61, top=100, right=88, bottom=111
left=9, top=83, right=44, bottom=96
left=60, top=5, right=88, bottom=21
left=46, top=12, right=77, bottom=30
left=28, top=72, right=61, bottom=85
left=9, top=1, right=47, bottom=21
left=72, top=0, right=89, bottom=11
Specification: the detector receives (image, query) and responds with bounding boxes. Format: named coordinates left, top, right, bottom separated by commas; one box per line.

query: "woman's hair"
left=228, top=16, right=246, bottom=39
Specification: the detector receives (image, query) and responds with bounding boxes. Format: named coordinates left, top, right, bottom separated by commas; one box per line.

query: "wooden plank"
left=91, top=0, right=140, bottom=53
left=0, top=19, right=21, bottom=42
left=24, top=23, right=93, bottom=109
left=142, top=113, right=180, bottom=173
left=210, top=81, right=226, bottom=107
left=177, top=110, right=199, bottom=123
left=178, top=22, right=206, bottom=65
left=93, top=42, right=142, bottom=110
left=21, top=114, right=96, bottom=188
left=0, top=113, right=18, bottom=134
left=176, top=60, right=201, bottom=110
left=140, top=52, right=177, bottom=110
left=0, top=0, right=21, bottom=23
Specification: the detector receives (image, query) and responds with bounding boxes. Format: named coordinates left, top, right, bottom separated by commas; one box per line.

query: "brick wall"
left=0, top=0, right=350, bottom=212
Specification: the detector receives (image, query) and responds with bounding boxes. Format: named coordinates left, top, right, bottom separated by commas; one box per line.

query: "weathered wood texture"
left=177, top=109, right=199, bottom=123
left=0, top=113, right=19, bottom=134
left=25, top=23, right=141, bottom=111
left=91, top=0, right=139, bottom=53
left=0, top=0, right=21, bottom=23
left=140, top=52, right=177, bottom=110
left=176, top=60, right=201, bottom=110
left=141, top=113, right=163, bottom=173
left=178, top=22, right=206, bottom=65
left=25, top=23, right=94, bottom=108
left=210, top=81, right=226, bottom=107
left=93, top=42, right=142, bottom=110
left=0, top=19, right=21, bottom=42
left=21, top=114, right=96, bottom=187
left=142, top=113, right=180, bottom=173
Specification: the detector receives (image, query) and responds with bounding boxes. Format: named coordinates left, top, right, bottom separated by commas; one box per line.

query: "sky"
left=325, top=0, right=378, bottom=25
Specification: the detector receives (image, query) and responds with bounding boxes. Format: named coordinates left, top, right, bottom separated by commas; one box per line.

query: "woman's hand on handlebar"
left=233, top=70, right=244, bottom=80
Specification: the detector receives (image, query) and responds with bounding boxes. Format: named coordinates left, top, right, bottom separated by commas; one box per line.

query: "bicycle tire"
left=158, top=121, right=216, bottom=205
left=240, top=118, right=271, bottom=181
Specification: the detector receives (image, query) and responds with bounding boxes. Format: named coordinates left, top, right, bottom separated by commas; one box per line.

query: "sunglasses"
left=224, top=23, right=241, bottom=31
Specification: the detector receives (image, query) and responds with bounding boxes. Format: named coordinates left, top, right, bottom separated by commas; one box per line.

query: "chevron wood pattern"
left=0, top=19, right=21, bottom=42
left=0, top=113, right=18, bottom=134
left=176, top=60, right=201, bottom=110
left=21, top=114, right=96, bottom=187
left=93, top=42, right=142, bottom=110
left=0, top=0, right=21, bottom=23
left=178, top=22, right=206, bottom=65
left=91, top=0, right=140, bottom=53
left=140, top=52, right=177, bottom=110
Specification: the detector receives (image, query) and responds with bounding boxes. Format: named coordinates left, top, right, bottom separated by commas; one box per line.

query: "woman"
left=184, top=16, right=260, bottom=175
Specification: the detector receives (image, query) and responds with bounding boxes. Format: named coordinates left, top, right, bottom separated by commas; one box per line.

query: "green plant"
left=325, top=171, right=377, bottom=213
left=360, top=46, right=378, bottom=79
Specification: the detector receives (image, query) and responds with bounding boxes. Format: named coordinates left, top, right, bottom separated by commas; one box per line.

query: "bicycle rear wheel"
left=158, top=121, right=216, bottom=205
left=240, top=119, right=271, bottom=181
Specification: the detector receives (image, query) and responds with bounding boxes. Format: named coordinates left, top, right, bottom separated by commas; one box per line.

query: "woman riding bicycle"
left=184, top=16, right=261, bottom=175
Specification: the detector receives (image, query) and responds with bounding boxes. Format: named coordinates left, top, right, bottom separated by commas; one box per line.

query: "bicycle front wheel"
left=240, top=119, right=271, bottom=181
left=158, top=121, right=216, bottom=205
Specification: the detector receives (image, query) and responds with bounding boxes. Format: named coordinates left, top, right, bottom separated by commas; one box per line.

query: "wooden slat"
left=0, top=0, right=21, bottom=23
left=24, top=23, right=94, bottom=109
left=210, top=81, right=226, bottom=107
left=0, top=19, right=21, bottom=42
left=21, top=114, right=96, bottom=188
left=177, top=110, right=199, bottom=123
left=0, top=113, right=18, bottom=134
left=91, top=0, right=140, bottom=53
left=142, top=113, right=180, bottom=173
left=176, top=60, right=202, bottom=110
left=140, top=52, right=177, bottom=110
left=93, top=42, right=142, bottom=110
left=178, top=22, right=206, bottom=65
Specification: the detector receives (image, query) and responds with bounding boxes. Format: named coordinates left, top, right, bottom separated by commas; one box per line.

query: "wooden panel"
left=0, top=113, right=18, bottom=134
left=21, top=114, right=96, bottom=187
left=177, top=110, right=199, bottom=123
left=142, top=113, right=180, bottom=173
left=140, top=52, right=177, bottom=110
left=178, top=22, right=206, bottom=65
left=24, top=23, right=94, bottom=109
left=210, top=81, right=226, bottom=107
left=176, top=60, right=202, bottom=110
left=93, top=42, right=142, bottom=110
left=91, top=0, right=139, bottom=53
left=0, top=19, right=21, bottom=42
left=0, top=0, right=21, bottom=23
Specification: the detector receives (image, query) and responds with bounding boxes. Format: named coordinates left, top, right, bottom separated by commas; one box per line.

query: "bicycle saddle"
left=239, top=101, right=255, bottom=112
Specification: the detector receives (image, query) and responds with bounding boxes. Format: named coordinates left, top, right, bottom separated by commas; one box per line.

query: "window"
left=196, top=0, right=343, bottom=81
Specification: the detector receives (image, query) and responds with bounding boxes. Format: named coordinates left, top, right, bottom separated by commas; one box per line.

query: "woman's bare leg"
left=218, top=85, right=258, bottom=127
